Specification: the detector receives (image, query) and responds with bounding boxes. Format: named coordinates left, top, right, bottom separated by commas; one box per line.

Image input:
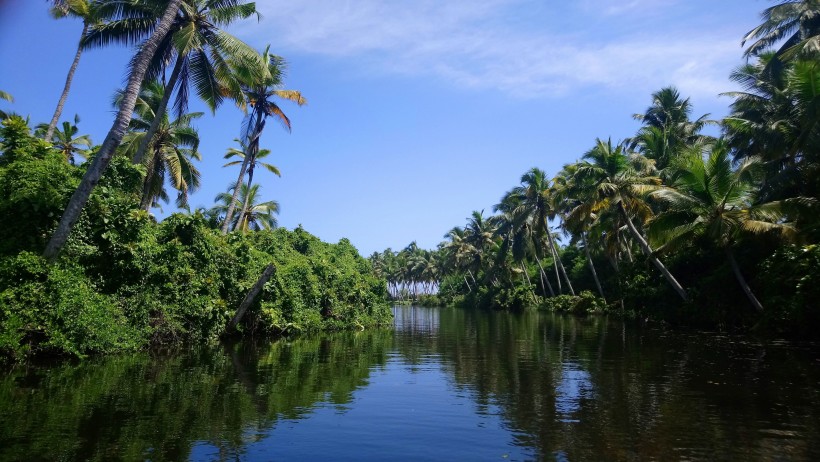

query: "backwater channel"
left=1, top=305, right=819, bottom=461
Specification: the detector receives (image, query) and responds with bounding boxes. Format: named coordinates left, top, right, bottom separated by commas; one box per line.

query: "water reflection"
left=1, top=307, right=819, bottom=461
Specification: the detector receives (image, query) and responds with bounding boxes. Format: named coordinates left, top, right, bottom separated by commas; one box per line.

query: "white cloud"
left=236, top=0, right=748, bottom=100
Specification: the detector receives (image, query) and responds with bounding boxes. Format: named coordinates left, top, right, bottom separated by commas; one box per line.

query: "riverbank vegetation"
left=0, top=1, right=390, bottom=362
left=371, top=2, right=820, bottom=336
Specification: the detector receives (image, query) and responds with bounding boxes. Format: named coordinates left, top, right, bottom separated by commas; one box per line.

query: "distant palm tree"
left=223, top=138, right=281, bottom=225
left=507, top=168, right=575, bottom=295
left=36, top=114, right=92, bottom=165
left=213, top=183, right=279, bottom=233
left=629, top=87, right=711, bottom=171
left=221, top=45, right=306, bottom=234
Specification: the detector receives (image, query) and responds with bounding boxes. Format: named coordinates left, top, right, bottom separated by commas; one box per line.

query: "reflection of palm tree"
left=650, top=140, right=800, bottom=311
left=36, top=114, right=91, bottom=165
left=213, top=183, right=279, bottom=233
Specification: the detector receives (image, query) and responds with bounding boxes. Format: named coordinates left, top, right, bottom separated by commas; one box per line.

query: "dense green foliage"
left=0, top=118, right=390, bottom=361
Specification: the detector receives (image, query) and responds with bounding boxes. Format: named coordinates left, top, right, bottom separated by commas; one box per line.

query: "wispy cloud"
left=237, top=0, right=749, bottom=100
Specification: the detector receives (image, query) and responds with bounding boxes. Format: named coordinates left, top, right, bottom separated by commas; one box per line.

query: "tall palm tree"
left=84, top=0, right=260, bottom=166
left=575, top=138, right=689, bottom=301
left=44, top=0, right=105, bottom=141
left=629, top=87, right=712, bottom=171
left=213, top=183, right=278, bottom=232
left=119, top=80, right=202, bottom=210
left=44, top=0, right=183, bottom=262
left=36, top=114, right=92, bottom=165
left=557, top=165, right=607, bottom=301
left=649, top=140, right=802, bottom=311
left=724, top=54, right=820, bottom=202
left=508, top=168, right=575, bottom=295
left=743, top=0, right=820, bottom=60
left=224, top=138, right=281, bottom=227
left=221, top=45, right=306, bottom=234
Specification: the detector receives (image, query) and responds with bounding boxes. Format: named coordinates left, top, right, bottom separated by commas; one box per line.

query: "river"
left=1, top=305, right=819, bottom=461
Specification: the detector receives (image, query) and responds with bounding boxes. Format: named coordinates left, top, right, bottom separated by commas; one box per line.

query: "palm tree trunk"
left=139, top=151, right=160, bottom=210
left=583, top=232, right=606, bottom=302
left=546, top=227, right=575, bottom=296
left=222, top=112, right=264, bottom=234
left=132, top=53, right=185, bottom=166
left=547, top=238, right=563, bottom=293
left=43, top=0, right=183, bottom=262
left=237, top=159, right=257, bottom=233
left=725, top=246, right=764, bottom=312
left=618, top=202, right=688, bottom=302
left=45, top=21, right=88, bottom=142
left=535, top=255, right=555, bottom=297
left=463, top=275, right=472, bottom=293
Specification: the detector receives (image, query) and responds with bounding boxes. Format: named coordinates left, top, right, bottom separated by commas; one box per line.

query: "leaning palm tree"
left=83, top=0, right=260, bottom=166
left=213, top=183, right=279, bottom=233
left=743, top=0, right=820, bottom=61
left=119, top=80, right=203, bottom=210
left=223, top=137, right=281, bottom=226
left=221, top=45, right=306, bottom=234
left=649, top=140, right=804, bottom=311
left=44, top=0, right=183, bottom=262
left=44, top=0, right=106, bottom=141
left=575, top=138, right=689, bottom=301
left=36, top=114, right=92, bottom=165
left=508, top=168, right=575, bottom=295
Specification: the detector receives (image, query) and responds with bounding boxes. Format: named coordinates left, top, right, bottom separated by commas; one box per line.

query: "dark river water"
left=1, top=306, right=819, bottom=461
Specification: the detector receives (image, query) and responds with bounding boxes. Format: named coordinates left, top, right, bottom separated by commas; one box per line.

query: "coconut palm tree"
left=556, top=164, right=607, bottom=301
left=221, top=45, right=306, bottom=234
left=44, top=0, right=107, bottom=141
left=213, top=183, right=279, bottom=232
left=44, top=0, right=183, bottom=262
left=119, top=80, right=202, bottom=210
left=507, top=168, right=575, bottom=295
left=83, top=0, right=260, bottom=166
left=743, top=0, right=820, bottom=60
left=223, top=138, right=281, bottom=228
left=649, top=140, right=803, bottom=311
left=724, top=54, right=820, bottom=203
left=574, top=138, right=689, bottom=301
left=36, top=114, right=92, bottom=165
left=629, top=87, right=712, bottom=171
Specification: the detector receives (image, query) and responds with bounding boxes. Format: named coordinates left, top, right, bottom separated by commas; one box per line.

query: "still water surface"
left=1, top=306, right=819, bottom=461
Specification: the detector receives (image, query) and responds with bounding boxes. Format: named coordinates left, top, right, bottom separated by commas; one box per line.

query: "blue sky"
left=0, top=0, right=767, bottom=256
